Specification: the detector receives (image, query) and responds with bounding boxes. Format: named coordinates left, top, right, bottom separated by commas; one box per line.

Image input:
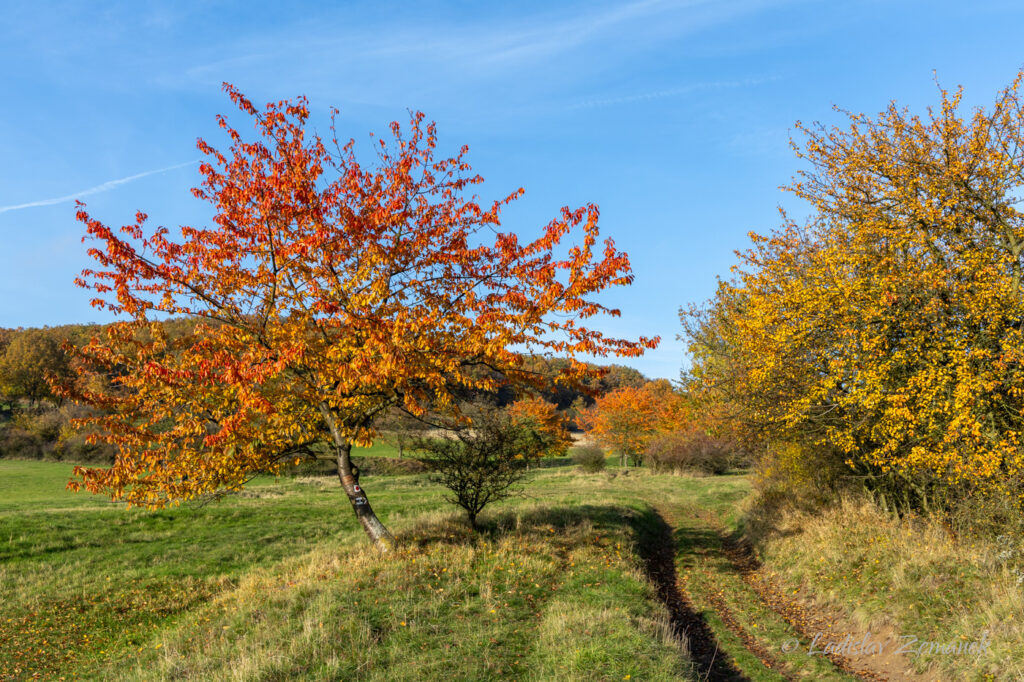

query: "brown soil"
left=647, top=503, right=942, bottom=682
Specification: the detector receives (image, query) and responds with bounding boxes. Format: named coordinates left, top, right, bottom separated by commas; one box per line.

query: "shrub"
left=415, top=411, right=544, bottom=529
left=572, top=445, right=606, bottom=472
left=644, top=430, right=735, bottom=475
left=13, top=408, right=64, bottom=443
left=0, top=425, right=42, bottom=459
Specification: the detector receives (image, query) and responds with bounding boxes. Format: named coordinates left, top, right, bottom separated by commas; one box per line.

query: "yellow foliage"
left=685, top=71, right=1024, bottom=507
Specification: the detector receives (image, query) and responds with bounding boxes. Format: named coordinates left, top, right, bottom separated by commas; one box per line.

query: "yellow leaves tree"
left=685, top=71, right=1024, bottom=512
left=0, top=328, right=71, bottom=408
left=59, top=85, right=657, bottom=550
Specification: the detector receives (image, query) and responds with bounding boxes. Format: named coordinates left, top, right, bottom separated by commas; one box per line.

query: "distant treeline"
left=0, top=320, right=646, bottom=462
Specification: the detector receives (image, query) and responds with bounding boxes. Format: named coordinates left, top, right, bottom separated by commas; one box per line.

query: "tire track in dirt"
left=633, top=507, right=780, bottom=681
left=686, top=506, right=934, bottom=682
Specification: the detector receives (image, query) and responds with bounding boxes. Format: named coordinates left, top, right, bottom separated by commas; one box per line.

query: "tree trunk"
left=336, top=442, right=396, bottom=551
left=320, top=405, right=396, bottom=551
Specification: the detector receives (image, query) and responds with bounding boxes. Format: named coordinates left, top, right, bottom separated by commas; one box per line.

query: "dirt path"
left=709, top=513, right=934, bottom=682
left=634, top=508, right=761, bottom=681
left=637, top=503, right=936, bottom=682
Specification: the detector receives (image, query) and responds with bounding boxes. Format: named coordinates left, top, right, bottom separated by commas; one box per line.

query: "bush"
left=13, top=408, right=64, bottom=443
left=0, top=425, right=42, bottom=459
left=0, top=403, right=117, bottom=463
left=645, top=430, right=735, bottom=475
left=415, top=410, right=544, bottom=529
left=572, top=445, right=606, bottom=472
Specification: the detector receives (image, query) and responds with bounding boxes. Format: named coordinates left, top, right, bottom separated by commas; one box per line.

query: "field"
left=2, top=459, right=699, bottom=680
left=2, top=458, right=1018, bottom=681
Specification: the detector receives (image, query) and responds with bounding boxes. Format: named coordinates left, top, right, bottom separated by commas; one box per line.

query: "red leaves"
left=68, top=84, right=657, bottom=507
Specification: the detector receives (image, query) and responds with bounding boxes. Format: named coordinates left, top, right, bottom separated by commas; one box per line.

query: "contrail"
left=0, top=159, right=199, bottom=215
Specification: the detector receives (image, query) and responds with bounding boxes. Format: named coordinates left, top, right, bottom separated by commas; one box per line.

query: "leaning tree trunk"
left=320, top=406, right=396, bottom=551
left=335, top=442, right=395, bottom=550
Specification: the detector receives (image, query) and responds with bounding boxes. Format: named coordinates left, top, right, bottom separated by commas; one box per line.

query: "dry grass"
left=747, top=495, right=1024, bottom=680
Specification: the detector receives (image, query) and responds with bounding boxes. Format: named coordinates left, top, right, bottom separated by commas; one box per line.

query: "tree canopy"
left=61, top=84, right=657, bottom=549
left=683, top=72, right=1024, bottom=511
left=583, top=380, right=685, bottom=466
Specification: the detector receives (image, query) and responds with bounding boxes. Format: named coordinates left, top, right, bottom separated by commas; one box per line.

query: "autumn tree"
left=0, top=328, right=13, bottom=357
left=583, top=380, right=685, bottom=466
left=0, top=328, right=14, bottom=409
left=506, top=396, right=572, bottom=458
left=61, top=84, right=657, bottom=550
left=0, top=328, right=71, bottom=408
left=684, top=71, right=1024, bottom=513
left=680, top=282, right=758, bottom=446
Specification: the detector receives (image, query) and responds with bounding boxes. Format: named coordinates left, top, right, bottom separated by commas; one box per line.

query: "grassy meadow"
left=1, top=458, right=698, bottom=680
left=3, top=456, right=1021, bottom=681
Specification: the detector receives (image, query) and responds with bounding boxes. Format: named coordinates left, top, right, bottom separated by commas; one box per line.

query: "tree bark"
left=319, top=405, right=396, bottom=552
left=336, top=442, right=396, bottom=551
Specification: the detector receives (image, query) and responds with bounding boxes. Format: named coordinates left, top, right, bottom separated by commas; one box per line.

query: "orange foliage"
left=57, top=84, right=657, bottom=545
left=582, top=380, right=686, bottom=465
left=507, top=396, right=572, bottom=458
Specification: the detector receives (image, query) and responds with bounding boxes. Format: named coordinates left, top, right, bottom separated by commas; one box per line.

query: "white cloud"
left=169, top=0, right=796, bottom=108
left=567, top=76, right=779, bottom=109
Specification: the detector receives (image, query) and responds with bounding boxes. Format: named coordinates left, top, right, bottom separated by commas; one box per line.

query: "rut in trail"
left=633, top=508, right=762, bottom=682
left=646, top=502, right=927, bottom=682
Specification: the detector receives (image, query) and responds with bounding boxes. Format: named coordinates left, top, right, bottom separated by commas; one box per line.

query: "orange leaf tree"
left=583, top=380, right=685, bottom=466
left=62, top=85, right=657, bottom=550
left=507, top=396, right=573, bottom=458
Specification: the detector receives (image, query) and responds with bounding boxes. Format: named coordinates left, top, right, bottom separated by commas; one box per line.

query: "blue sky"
left=2, top=0, right=1023, bottom=379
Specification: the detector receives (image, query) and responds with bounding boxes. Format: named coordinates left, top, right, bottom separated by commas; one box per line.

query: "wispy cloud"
left=567, top=76, right=779, bottom=109
left=0, top=160, right=198, bottom=215
left=183, top=0, right=711, bottom=78
left=169, top=0, right=795, bottom=110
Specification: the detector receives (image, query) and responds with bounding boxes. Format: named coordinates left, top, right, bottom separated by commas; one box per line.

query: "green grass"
left=15, top=458, right=1001, bottom=681
left=353, top=441, right=405, bottom=458
left=0, top=459, right=102, bottom=510
left=0, top=461, right=696, bottom=680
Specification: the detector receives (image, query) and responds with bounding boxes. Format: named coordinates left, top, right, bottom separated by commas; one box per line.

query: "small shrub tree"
left=571, top=445, right=606, bottom=472
left=645, top=430, right=734, bottom=475
left=416, top=411, right=545, bottom=529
